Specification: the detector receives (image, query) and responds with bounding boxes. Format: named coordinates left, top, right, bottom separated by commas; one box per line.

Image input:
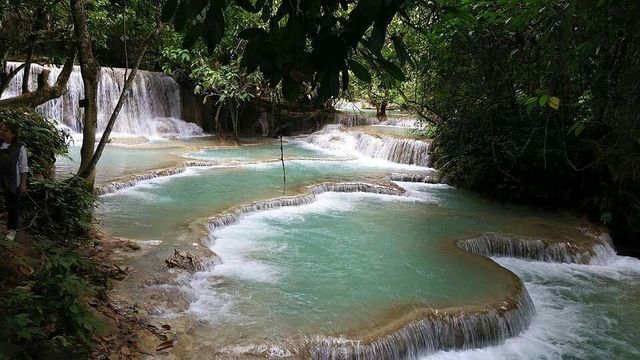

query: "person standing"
left=0, top=122, right=28, bottom=241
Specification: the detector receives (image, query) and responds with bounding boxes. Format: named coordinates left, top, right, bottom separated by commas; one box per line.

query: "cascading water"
left=305, top=125, right=431, bottom=166
left=1, top=61, right=204, bottom=137
left=92, top=138, right=640, bottom=359
left=457, top=233, right=618, bottom=265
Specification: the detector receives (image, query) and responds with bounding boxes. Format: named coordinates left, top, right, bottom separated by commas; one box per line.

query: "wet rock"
left=165, top=249, right=208, bottom=272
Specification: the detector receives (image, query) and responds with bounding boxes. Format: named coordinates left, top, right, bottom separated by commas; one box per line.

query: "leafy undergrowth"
left=0, top=231, right=106, bottom=358
left=0, top=227, right=169, bottom=359
left=0, top=107, right=163, bottom=359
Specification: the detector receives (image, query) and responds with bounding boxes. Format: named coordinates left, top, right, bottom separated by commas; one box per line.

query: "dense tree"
left=162, top=0, right=409, bottom=105
left=406, top=0, right=640, bottom=252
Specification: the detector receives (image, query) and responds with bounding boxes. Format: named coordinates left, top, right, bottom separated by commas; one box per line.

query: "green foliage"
left=0, top=240, right=104, bottom=358
left=162, top=0, right=408, bottom=104
left=418, top=0, right=640, bottom=247
left=0, top=107, right=69, bottom=179
left=0, top=108, right=94, bottom=241
left=162, top=45, right=263, bottom=137
left=26, top=176, right=96, bottom=242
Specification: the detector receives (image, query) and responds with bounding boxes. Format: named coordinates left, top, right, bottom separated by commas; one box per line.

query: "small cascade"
left=388, top=173, right=438, bottom=183
left=334, top=112, right=380, bottom=127
left=379, top=117, right=420, bottom=128
left=205, top=182, right=404, bottom=233
left=2, top=62, right=203, bottom=137
left=308, top=286, right=535, bottom=359
left=308, top=182, right=404, bottom=196
left=457, top=233, right=617, bottom=265
left=305, top=126, right=430, bottom=166
left=96, top=167, right=187, bottom=195
left=184, top=160, right=226, bottom=167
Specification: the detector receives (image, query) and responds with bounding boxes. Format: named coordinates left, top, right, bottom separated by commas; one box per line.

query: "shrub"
left=0, top=240, right=105, bottom=358
left=0, top=107, right=94, bottom=241
left=0, top=107, right=70, bottom=179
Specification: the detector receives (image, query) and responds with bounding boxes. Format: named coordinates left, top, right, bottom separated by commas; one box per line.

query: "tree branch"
left=0, top=51, right=76, bottom=108
left=0, top=63, right=26, bottom=97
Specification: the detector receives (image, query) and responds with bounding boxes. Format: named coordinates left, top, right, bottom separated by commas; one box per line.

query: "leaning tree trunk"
left=70, top=0, right=99, bottom=188
left=78, top=36, right=154, bottom=179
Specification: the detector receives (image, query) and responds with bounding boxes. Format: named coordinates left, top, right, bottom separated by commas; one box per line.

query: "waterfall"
left=379, top=117, right=420, bottom=128
left=305, top=126, right=431, bottom=166
left=334, top=113, right=380, bottom=127
left=457, top=233, right=617, bottom=265
left=1, top=61, right=203, bottom=137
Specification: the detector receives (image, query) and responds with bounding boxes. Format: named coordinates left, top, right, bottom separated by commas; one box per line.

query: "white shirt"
left=1, top=142, right=29, bottom=188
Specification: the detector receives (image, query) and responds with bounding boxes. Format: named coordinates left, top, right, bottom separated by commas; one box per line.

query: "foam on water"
left=99, top=167, right=202, bottom=196
left=189, top=190, right=439, bottom=325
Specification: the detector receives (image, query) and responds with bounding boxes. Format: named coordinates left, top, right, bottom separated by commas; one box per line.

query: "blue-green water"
left=56, top=144, right=184, bottom=183
left=185, top=142, right=334, bottom=161
left=90, top=129, right=640, bottom=359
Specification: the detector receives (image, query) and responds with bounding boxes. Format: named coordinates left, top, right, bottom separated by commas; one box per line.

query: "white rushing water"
left=426, top=255, right=640, bottom=360
left=2, top=61, right=204, bottom=137
left=304, top=125, right=431, bottom=166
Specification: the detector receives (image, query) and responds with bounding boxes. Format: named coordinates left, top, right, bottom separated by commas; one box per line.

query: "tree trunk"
left=21, top=47, right=34, bottom=94
left=378, top=100, right=387, bottom=117
left=78, top=37, right=153, bottom=179
left=70, top=0, right=99, bottom=188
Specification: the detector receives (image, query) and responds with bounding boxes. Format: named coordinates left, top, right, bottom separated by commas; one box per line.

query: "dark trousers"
left=3, top=191, right=21, bottom=230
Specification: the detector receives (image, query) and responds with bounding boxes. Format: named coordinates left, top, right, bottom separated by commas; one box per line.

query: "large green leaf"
left=203, top=1, right=225, bottom=53
left=174, top=1, right=190, bottom=31
left=344, top=0, right=382, bottom=46
left=391, top=35, right=411, bottom=66
left=182, top=23, right=203, bottom=48
left=347, top=59, right=372, bottom=83
left=188, top=0, right=210, bottom=17
left=377, top=57, right=405, bottom=81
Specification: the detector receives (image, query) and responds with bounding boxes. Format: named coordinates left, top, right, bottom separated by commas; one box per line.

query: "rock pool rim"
left=95, top=168, right=614, bottom=358
left=191, top=181, right=615, bottom=359
left=93, top=156, right=399, bottom=195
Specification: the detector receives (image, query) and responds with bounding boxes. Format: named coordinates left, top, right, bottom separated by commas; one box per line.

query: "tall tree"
left=70, top=0, right=99, bottom=187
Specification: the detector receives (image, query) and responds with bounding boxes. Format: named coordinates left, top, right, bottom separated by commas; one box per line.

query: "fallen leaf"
left=156, top=340, right=174, bottom=351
